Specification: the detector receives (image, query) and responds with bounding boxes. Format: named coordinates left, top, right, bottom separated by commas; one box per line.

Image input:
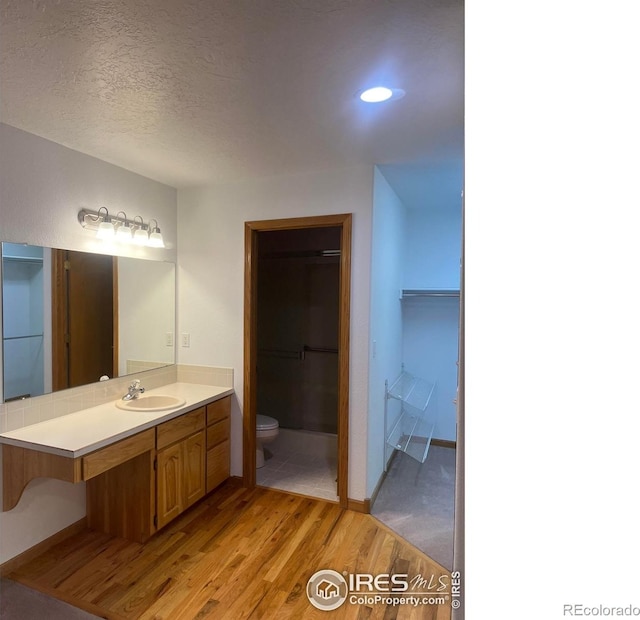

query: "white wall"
left=367, top=168, right=406, bottom=496
left=402, top=297, right=460, bottom=441
left=0, top=123, right=177, bottom=563
left=403, top=204, right=462, bottom=290
left=400, top=197, right=462, bottom=442
left=177, top=165, right=373, bottom=501
left=117, top=258, right=176, bottom=375
left=0, top=124, right=177, bottom=259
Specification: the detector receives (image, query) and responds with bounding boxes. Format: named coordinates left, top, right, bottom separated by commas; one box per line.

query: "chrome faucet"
left=122, top=379, right=145, bottom=401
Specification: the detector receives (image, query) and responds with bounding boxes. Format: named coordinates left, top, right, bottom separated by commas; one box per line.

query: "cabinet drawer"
left=206, top=440, right=230, bottom=493
left=83, top=429, right=155, bottom=481
left=157, top=408, right=205, bottom=450
left=206, top=397, right=231, bottom=425
left=206, top=417, right=229, bottom=448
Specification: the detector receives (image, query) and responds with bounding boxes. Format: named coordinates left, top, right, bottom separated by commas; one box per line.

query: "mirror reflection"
left=1, top=243, right=175, bottom=402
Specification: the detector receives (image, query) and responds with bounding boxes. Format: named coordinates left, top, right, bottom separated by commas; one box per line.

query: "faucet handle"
left=129, top=379, right=141, bottom=388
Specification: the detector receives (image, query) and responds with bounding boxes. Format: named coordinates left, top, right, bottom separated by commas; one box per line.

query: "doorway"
left=51, top=249, right=117, bottom=390
left=244, top=214, right=351, bottom=507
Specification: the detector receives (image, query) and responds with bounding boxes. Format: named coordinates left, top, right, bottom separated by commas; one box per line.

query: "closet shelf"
left=3, top=334, right=44, bottom=341
left=385, top=370, right=437, bottom=465
left=401, top=289, right=459, bottom=299
left=387, top=371, right=435, bottom=413
left=2, top=255, right=44, bottom=264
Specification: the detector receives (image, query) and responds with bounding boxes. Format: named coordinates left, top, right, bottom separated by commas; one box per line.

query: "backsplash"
left=0, top=364, right=234, bottom=433
left=177, top=364, right=234, bottom=387
left=126, top=360, right=174, bottom=374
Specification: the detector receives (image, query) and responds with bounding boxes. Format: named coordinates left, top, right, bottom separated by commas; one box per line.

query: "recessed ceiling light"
left=359, top=86, right=405, bottom=103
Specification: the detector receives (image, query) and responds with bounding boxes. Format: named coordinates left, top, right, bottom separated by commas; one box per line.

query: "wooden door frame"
left=112, top=258, right=119, bottom=376
left=243, top=214, right=352, bottom=508
left=51, top=249, right=68, bottom=391
left=51, top=250, right=119, bottom=390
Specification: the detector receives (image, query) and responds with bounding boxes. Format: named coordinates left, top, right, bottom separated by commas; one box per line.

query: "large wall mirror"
left=1, top=242, right=175, bottom=402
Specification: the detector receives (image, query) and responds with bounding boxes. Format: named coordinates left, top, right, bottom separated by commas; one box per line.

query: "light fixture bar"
left=79, top=208, right=139, bottom=232
left=78, top=208, right=164, bottom=248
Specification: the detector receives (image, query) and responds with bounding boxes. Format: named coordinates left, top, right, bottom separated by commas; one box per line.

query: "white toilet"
left=256, top=414, right=279, bottom=468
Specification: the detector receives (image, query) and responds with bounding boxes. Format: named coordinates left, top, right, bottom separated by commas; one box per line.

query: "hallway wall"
left=367, top=168, right=407, bottom=496
left=177, top=165, right=373, bottom=501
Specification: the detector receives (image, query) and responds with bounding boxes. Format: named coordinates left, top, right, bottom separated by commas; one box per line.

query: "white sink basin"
left=116, top=395, right=186, bottom=412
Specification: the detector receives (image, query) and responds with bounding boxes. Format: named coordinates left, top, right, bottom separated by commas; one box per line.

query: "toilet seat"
left=257, top=414, right=279, bottom=431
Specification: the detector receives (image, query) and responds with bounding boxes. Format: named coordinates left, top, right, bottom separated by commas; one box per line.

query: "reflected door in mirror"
left=52, top=250, right=117, bottom=390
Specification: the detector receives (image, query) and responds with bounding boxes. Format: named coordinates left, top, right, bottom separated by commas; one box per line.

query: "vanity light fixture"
left=132, top=216, right=149, bottom=245
left=95, top=207, right=115, bottom=239
left=115, top=211, right=133, bottom=241
left=148, top=219, right=165, bottom=248
left=78, top=208, right=165, bottom=248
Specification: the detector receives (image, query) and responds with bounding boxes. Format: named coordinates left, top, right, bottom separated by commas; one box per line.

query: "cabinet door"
left=157, top=442, right=183, bottom=529
left=183, top=430, right=206, bottom=508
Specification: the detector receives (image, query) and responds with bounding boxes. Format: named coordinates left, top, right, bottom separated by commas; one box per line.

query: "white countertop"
left=0, top=383, right=233, bottom=458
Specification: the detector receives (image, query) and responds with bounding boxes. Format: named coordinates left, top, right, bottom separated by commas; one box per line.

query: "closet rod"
left=258, top=348, right=300, bottom=359
left=302, top=345, right=338, bottom=354
left=4, top=334, right=44, bottom=341
left=401, top=289, right=460, bottom=298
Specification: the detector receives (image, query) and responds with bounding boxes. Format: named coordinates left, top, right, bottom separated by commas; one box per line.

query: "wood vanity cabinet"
left=2, top=394, right=232, bottom=543
left=156, top=407, right=206, bottom=529
left=206, top=396, right=231, bottom=492
left=85, top=429, right=156, bottom=543
left=155, top=396, right=231, bottom=529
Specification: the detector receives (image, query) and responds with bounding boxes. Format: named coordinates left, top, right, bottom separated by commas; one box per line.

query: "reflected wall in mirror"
left=1, top=242, right=175, bottom=402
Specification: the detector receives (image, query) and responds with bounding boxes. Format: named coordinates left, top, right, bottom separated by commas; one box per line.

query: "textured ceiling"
left=0, top=0, right=463, bottom=197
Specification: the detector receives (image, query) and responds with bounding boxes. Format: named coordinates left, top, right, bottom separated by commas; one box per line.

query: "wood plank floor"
left=8, top=481, right=452, bottom=619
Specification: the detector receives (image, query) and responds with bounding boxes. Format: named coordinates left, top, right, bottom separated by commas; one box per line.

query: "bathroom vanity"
left=0, top=383, right=233, bottom=543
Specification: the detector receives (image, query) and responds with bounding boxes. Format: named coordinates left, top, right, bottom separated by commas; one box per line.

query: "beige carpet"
left=0, top=578, right=100, bottom=620
left=371, top=445, right=456, bottom=569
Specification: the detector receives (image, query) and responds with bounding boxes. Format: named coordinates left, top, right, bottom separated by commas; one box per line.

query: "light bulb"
left=360, top=87, right=393, bottom=102
left=133, top=227, right=148, bottom=245
left=96, top=220, right=115, bottom=239
left=148, top=230, right=165, bottom=248
left=358, top=86, right=405, bottom=103
left=116, top=223, right=132, bottom=241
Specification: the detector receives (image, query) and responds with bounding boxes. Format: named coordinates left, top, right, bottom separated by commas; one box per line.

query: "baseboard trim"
left=431, top=438, right=456, bottom=449
left=0, top=517, right=88, bottom=577
left=403, top=436, right=456, bottom=450
left=348, top=448, right=405, bottom=515
left=347, top=498, right=371, bottom=514
left=367, top=449, right=399, bottom=512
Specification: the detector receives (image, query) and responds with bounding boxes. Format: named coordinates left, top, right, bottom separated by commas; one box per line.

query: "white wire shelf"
left=384, top=370, right=437, bottom=465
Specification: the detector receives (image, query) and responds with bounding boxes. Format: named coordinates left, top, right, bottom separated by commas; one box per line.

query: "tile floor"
left=256, top=428, right=338, bottom=501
